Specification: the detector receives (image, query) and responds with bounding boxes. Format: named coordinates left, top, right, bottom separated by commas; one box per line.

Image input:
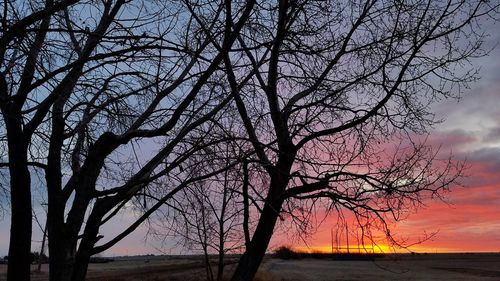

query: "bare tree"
left=164, top=164, right=245, bottom=281
left=0, top=1, right=256, bottom=281
left=212, top=1, right=498, bottom=281
left=150, top=115, right=249, bottom=281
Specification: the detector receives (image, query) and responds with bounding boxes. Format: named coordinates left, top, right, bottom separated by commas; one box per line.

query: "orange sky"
left=277, top=91, right=500, bottom=254
left=274, top=125, right=500, bottom=253
left=285, top=185, right=500, bottom=254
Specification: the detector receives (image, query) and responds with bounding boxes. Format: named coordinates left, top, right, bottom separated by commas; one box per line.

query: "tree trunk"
left=47, top=240, right=92, bottom=281
left=47, top=207, right=98, bottom=281
left=230, top=198, right=283, bottom=281
left=37, top=222, right=48, bottom=272
left=3, top=109, right=32, bottom=281
left=70, top=245, right=92, bottom=281
left=216, top=237, right=225, bottom=281
left=48, top=238, right=75, bottom=281
left=6, top=156, right=32, bottom=281
left=69, top=202, right=107, bottom=281
left=46, top=167, right=74, bottom=281
left=216, top=256, right=224, bottom=281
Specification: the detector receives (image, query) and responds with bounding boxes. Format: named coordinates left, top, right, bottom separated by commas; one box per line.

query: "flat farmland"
left=261, top=253, right=500, bottom=281
left=1, top=253, right=499, bottom=280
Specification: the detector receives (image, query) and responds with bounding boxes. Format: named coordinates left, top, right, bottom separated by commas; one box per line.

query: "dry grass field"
left=0, top=253, right=499, bottom=281
left=261, top=253, right=500, bottom=281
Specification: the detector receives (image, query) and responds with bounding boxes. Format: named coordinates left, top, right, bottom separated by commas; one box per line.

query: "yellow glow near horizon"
left=292, top=244, right=393, bottom=254
left=291, top=244, right=478, bottom=254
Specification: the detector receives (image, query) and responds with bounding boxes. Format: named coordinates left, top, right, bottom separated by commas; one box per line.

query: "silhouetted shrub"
left=89, top=256, right=115, bottom=263
left=274, top=246, right=300, bottom=260
left=30, top=252, right=48, bottom=263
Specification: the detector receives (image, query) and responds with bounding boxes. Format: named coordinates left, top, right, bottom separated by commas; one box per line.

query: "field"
left=1, top=253, right=499, bottom=281
left=261, top=253, right=500, bottom=281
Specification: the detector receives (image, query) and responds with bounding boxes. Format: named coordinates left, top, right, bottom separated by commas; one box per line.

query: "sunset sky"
left=283, top=23, right=500, bottom=254
left=0, top=22, right=499, bottom=259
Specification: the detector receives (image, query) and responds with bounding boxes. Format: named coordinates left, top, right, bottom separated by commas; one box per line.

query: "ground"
left=0, top=253, right=499, bottom=280
left=261, top=253, right=500, bottom=281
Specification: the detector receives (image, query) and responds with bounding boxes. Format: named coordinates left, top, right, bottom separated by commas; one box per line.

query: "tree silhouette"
left=0, top=1, right=255, bottom=281
left=0, top=1, right=497, bottom=281
left=217, top=1, right=498, bottom=280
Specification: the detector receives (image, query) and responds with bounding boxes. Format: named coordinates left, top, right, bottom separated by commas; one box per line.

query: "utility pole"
left=345, top=224, right=350, bottom=254
left=331, top=228, right=333, bottom=254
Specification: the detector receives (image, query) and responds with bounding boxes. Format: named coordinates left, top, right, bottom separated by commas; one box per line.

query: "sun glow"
left=291, top=243, right=495, bottom=254
left=292, top=244, right=393, bottom=254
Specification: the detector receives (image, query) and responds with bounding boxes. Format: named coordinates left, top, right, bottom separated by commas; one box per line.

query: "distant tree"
left=274, top=246, right=299, bottom=260
left=30, top=252, right=48, bottom=264
left=159, top=145, right=246, bottom=281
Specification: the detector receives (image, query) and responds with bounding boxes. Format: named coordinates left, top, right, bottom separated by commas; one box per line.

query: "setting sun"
left=293, top=244, right=393, bottom=254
